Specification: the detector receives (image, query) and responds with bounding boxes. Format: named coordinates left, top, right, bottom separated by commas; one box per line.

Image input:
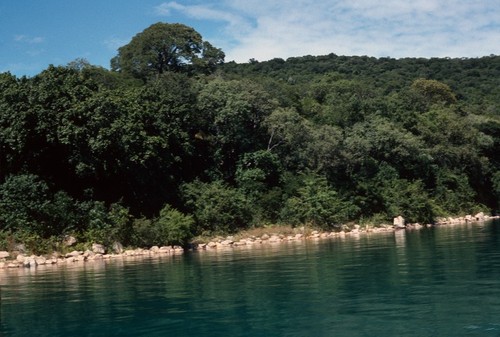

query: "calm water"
left=1, top=220, right=500, bottom=337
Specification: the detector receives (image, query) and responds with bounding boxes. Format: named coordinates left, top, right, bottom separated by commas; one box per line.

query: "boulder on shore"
left=0, top=251, right=10, bottom=259
left=393, top=216, right=405, bottom=229
left=92, top=243, right=106, bottom=254
left=65, top=250, right=82, bottom=258
left=112, top=242, right=124, bottom=254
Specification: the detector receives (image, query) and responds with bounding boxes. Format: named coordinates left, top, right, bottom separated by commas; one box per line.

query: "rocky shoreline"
left=0, top=212, right=497, bottom=271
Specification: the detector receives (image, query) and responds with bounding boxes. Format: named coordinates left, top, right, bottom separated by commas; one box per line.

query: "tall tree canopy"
left=0, top=22, right=499, bottom=252
left=111, top=22, right=224, bottom=80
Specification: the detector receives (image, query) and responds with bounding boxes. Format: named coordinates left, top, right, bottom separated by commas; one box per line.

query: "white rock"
left=24, top=257, right=37, bottom=268
left=0, top=251, right=10, bottom=259
left=92, top=243, right=106, bottom=254
left=35, top=256, right=47, bottom=265
left=159, top=246, right=172, bottom=252
left=65, top=250, right=82, bottom=258
left=124, top=249, right=136, bottom=256
left=393, top=216, right=405, bottom=228
left=269, top=235, right=280, bottom=242
left=112, top=241, right=124, bottom=254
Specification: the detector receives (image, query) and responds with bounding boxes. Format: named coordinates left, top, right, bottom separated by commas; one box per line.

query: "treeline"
left=0, top=23, right=499, bottom=252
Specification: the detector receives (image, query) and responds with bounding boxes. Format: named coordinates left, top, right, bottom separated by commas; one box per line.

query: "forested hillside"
left=1, top=23, right=499, bottom=252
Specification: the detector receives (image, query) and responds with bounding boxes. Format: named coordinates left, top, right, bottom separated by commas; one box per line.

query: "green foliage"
left=131, top=205, right=194, bottom=247
left=492, top=171, right=500, bottom=211
left=182, top=180, right=253, bottom=234
left=265, top=108, right=343, bottom=172
left=0, top=174, right=52, bottom=235
left=304, top=77, right=383, bottom=127
left=155, top=204, right=194, bottom=246
left=1, top=24, right=499, bottom=249
left=131, top=218, right=156, bottom=248
left=379, top=178, right=435, bottom=224
left=111, top=22, right=224, bottom=80
left=0, top=230, right=59, bottom=255
left=77, top=202, right=133, bottom=249
left=410, top=78, right=457, bottom=109
left=236, top=150, right=282, bottom=194
left=343, top=116, right=427, bottom=172
left=196, top=78, right=277, bottom=178
left=433, top=170, right=479, bottom=215
left=235, top=150, right=285, bottom=223
left=281, top=174, right=359, bottom=229
left=0, top=173, right=134, bottom=247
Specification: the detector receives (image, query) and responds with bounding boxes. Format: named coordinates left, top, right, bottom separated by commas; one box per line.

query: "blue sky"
left=1, top=0, right=499, bottom=77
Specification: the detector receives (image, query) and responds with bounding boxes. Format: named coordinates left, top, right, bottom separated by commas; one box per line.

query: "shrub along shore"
left=0, top=213, right=497, bottom=271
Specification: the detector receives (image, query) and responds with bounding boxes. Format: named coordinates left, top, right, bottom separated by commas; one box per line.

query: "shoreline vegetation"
left=1, top=213, right=497, bottom=272
left=1, top=23, right=499, bottom=271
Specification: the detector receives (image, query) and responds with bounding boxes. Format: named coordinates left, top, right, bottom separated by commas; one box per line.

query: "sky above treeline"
left=1, top=0, right=499, bottom=77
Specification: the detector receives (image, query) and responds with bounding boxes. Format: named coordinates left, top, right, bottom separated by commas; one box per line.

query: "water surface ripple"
left=1, top=220, right=500, bottom=336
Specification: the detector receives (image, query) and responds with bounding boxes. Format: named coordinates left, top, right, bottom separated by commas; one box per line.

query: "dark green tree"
left=265, top=107, right=343, bottom=173
left=111, top=22, right=224, bottom=80
left=196, top=79, right=277, bottom=178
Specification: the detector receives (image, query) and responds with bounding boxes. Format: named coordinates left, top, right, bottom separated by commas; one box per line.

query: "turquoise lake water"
left=1, top=220, right=500, bottom=336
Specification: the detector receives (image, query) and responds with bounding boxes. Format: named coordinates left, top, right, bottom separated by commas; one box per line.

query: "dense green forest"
left=1, top=23, right=499, bottom=252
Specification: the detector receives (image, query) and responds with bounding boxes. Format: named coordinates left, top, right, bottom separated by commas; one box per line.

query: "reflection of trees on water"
left=1, top=221, right=499, bottom=336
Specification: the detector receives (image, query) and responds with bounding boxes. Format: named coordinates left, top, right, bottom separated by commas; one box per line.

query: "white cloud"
left=14, top=35, right=45, bottom=44
left=155, top=2, right=248, bottom=31
left=156, top=0, right=500, bottom=62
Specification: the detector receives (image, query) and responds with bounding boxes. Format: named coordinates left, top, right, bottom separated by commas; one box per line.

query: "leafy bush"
left=131, top=218, right=156, bottom=247
left=433, top=170, right=478, bottom=216
left=131, top=205, right=193, bottom=247
left=155, top=204, right=194, bottom=246
left=281, top=173, right=359, bottom=229
left=80, top=202, right=133, bottom=247
left=236, top=150, right=282, bottom=193
left=182, top=180, right=253, bottom=234
left=0, top=230, right=59, bottom=255
left=0, top=174, right=52, bottom=235
left=379, top=178, right=435, bottom=223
